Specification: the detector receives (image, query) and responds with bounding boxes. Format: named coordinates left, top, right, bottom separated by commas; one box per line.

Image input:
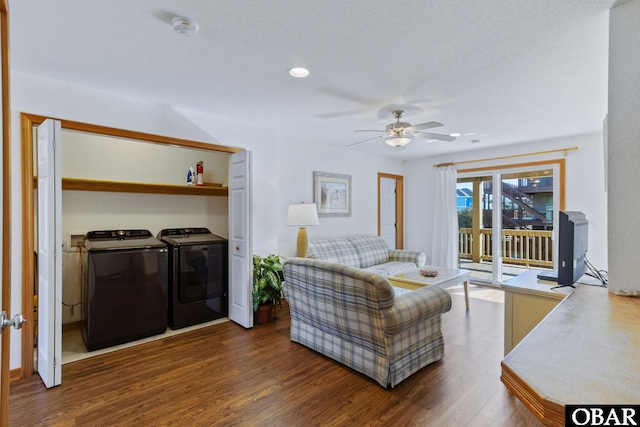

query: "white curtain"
left=430, top=165, right=459, bottom=269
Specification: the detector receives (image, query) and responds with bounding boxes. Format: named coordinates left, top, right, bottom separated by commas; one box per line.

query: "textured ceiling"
left=8, top=0, right=614, bottom=159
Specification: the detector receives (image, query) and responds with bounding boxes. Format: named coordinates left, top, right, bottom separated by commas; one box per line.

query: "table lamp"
left=286, top=202, right=319, bottom=258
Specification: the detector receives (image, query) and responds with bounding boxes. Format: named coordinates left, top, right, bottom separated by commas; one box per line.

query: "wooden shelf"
left=60, top=177, right=228, bottom=196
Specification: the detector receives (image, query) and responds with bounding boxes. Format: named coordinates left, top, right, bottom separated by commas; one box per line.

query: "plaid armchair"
left=282, top=258, right=452, bottom=388
left=307, top=235, right=426, bottom=276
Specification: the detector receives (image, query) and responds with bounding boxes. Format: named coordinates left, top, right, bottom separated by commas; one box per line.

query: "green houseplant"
left=252, top=254, right=284, bottom=323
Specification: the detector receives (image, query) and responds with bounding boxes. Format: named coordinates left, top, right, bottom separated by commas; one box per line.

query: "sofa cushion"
left=362, top=261, right=418, bottom=277
left=347, top=235, right=390, bottom=268
left=307, top=238, right=361, bottom=268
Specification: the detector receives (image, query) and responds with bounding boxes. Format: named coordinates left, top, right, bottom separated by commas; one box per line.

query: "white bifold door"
left=37, top=119, right=62, bottom=388
left=228, top=150, right=253, bottom=328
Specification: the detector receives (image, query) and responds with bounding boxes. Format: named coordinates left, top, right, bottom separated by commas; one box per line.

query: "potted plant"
left=252, top=254, right=284, bottom=324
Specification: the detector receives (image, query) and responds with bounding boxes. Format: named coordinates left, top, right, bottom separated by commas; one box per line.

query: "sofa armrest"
left=382, top=286, right=452, bottom=335
left=388, top=249, right=426, bottom=267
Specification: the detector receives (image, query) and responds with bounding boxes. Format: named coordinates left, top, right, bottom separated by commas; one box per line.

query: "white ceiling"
left=8, top=0, right=614, bottom=160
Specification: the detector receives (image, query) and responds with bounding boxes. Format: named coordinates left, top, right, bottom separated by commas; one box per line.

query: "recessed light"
left=288, top=67, right=310, bottom=78
left=471, top=139, right=481, bottom=143
left=449, top=133, right=461, bottom=137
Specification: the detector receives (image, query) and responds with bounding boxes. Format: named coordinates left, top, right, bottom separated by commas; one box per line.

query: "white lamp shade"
left=286, top=203, right=319, bottom=226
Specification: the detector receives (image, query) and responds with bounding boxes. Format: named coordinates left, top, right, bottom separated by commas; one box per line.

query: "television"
left=537, top=211, right=589, bottom=287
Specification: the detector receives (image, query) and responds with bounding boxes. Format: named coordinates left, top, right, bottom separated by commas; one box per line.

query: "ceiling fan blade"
left=414, top=132, right=456, bottom=142
left=347, top=134, right=387, bottom=147
left=354, top=130, right=387, bottom=133
left=407, top=121, right=443, bottom=131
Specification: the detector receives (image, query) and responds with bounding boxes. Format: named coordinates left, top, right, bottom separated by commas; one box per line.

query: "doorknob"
left=0, top=311, right=26, bottom=332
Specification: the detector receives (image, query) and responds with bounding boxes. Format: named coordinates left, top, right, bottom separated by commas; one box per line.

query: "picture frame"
left=313, top=171, right=352, bottom=217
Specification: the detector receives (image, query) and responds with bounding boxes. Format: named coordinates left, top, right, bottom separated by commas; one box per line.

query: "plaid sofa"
left=282, top=258, right=452, bottom=388
left=307, top=235, right=426, bottom=276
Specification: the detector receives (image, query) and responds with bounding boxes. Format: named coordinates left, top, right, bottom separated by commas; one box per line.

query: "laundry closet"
left=47, top=129, right=231, bottom=362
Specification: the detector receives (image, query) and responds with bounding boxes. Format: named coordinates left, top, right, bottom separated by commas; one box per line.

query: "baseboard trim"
left=10, top=367, right=22, bottom=382
left=63, top=320, right=82, bottom=332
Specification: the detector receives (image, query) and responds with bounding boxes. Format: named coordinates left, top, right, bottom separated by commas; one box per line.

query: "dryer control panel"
left=158, top=228, right=211, bottom=237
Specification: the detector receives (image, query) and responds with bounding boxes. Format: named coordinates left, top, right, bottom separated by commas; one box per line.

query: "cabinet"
left=502, top=269, right=572, bottom=355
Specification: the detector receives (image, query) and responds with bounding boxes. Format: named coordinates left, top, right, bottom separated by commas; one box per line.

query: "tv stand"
left=551, top=283, right=575, bottom=291
left=536, top=271, right=576, bottom=290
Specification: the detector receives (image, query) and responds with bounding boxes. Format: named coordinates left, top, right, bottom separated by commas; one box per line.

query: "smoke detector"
left=172, top=17, right=199, bottom=37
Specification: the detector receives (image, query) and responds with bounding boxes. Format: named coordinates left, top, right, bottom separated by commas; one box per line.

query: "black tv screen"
left=557, top=210, right=589, bottom=286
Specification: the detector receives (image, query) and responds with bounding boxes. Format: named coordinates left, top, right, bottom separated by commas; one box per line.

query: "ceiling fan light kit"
left=350, top=109, right=456, bottom=148
left=385, top=136, right=412, bottom=147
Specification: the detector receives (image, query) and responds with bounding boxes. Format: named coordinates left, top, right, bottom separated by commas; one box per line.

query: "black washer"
left=82, top=229, right=168, bottom=351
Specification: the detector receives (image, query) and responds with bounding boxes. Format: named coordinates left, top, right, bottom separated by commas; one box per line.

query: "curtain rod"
left=433, top=146, right=578, bottom=168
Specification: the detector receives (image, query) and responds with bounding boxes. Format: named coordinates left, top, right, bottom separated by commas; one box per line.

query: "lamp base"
left=296, top=227, right=308, bottom=258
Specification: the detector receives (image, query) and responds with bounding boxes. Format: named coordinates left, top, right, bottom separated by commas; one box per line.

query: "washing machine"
left=82, top=229, right=168, bottom=351
left=157, top=228, right=228, bottom=329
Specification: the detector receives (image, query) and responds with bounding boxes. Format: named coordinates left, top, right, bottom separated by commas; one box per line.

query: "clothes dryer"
left=157, top=228, right=228, bottom=329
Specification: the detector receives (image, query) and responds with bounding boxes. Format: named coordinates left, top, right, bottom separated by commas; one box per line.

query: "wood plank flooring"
left=9, top=286, right=542, bottom=426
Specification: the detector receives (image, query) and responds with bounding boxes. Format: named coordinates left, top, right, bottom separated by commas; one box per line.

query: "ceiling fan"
left=349, top=110, right=456, bottom=148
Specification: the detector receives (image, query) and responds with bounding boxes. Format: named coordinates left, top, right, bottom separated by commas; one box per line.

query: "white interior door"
left=380, top=177, right=396, bottom=249
left=37, top=119, right=62, bottom=388
left=228, top=150, right=253, bottom=328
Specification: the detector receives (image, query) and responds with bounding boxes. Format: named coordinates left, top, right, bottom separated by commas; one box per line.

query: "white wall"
left=276, top=138, right=404, bottom=258
left=607, top=0, right=640, bottom=294
left=62, top=130, right=230, bottom=186
left=404, top=133, right=608, bottom=270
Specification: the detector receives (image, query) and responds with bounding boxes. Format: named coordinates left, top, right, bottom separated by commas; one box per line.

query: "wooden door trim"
left=1, top=1, right=11, bottom=424
left=377, top=173, right=404, bottom=249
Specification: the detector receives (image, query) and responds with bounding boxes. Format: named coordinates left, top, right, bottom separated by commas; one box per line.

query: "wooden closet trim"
left=20, top=112, right=240, bottom=378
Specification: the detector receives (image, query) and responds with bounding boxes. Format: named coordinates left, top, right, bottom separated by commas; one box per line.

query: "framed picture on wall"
left=313, top=171, right=352, bottom=217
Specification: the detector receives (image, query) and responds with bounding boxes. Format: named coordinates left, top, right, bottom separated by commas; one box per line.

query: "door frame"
left=377, top=172, right=404, bottom=249
left=19, top=113, right=242, bottom=378
left=1, top=0, right=12, bottom=423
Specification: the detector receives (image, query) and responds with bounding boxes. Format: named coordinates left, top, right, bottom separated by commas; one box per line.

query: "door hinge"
left=53, top=139, right=57, bottom=150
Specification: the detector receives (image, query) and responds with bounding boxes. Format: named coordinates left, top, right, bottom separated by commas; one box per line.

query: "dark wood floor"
left=9, top=286, right=541, bottom=426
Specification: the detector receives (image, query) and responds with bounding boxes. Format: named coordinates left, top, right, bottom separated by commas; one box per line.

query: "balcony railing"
left=459, top=228, right=553, bottom=268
